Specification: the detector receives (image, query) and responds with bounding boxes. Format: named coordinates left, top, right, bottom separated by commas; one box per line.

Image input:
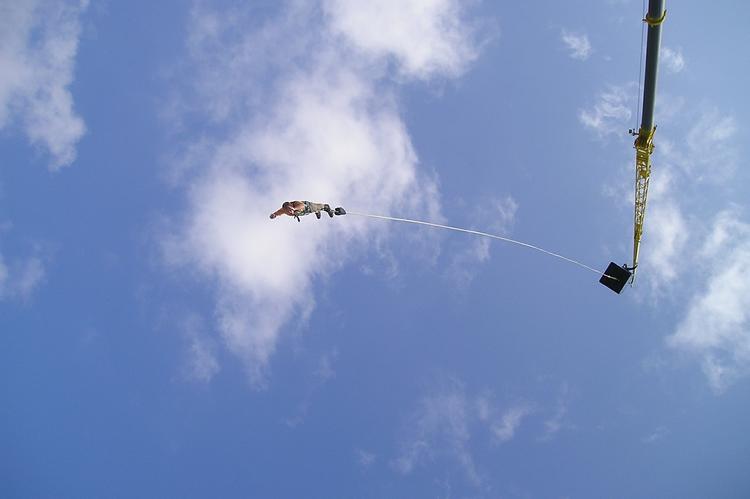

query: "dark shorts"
left=304, top=201, right=325, bottom=214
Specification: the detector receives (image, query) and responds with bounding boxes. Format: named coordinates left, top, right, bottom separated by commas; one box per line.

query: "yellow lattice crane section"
left=631, top=126, right=655, bottom=281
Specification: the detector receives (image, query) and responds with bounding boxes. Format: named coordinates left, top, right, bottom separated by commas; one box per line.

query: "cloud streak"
left=643, top=201, right=688, bottom=290
left=446, top=195, right=517, bottom=288
left=642, top=108, right=737, bottom=293
left=393, top=381, right=536, bottom=487
left=179, top=315, right=220, bottom=383
left=578, top=83, right=635, bottom=138
left=540, top=382, right=570, bottom=440
left=0, top=240, right=46, bottom=303
left=661, top=47, right=685, bottom=74
left=668, top=211, right=750, bottom=393
left=0, top=0, right=88, bottom=169
left=491, top=405, right=532, bottom=442
left=324, top=0, right=482, bottom=80
left=561, top=30, right=592, bottom=61
left=393, top=380, right=480, bottom=485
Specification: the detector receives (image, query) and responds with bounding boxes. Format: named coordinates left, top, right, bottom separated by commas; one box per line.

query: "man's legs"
left=305, top=202, right=322, bottom=212
left=306, top=202, right=334, bottom=218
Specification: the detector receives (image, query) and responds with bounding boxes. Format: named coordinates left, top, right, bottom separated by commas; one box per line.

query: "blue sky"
left=2, top=1, right=750, bottom=497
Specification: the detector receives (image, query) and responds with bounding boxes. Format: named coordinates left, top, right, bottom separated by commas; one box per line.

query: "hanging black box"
left=599, top=262, right=632, bottom=294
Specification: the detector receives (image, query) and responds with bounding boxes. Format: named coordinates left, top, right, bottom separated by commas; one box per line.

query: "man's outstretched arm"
left=270, top=207, right=286, bottom=219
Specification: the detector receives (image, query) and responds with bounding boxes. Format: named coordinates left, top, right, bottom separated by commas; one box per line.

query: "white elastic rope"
left=347, top=211, right=613, bottom=279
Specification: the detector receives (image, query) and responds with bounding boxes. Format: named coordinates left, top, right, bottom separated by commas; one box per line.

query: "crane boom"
left=631, top=0, right=666, bottom=282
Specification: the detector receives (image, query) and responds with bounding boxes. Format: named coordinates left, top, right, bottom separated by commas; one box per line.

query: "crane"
left=600, top=0, right=667, bottom=294
left=631, top=0, right=667, bottom=283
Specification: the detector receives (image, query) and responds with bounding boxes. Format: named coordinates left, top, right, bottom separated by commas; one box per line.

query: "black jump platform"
left=599, top=262, right=632, bottom=294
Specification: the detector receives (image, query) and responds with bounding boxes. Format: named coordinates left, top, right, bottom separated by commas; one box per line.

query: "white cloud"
left=642, top=425, right=669, bottom=444
left=446, top=195, right=517, bottom=288
left=683, top=109, right=737, bottom=181
left=392, top=380, right=480, bottom=485
left=284, top=349, right=339, bottom=428
left=0, top=251, right=46, bottom=302
left=356, top=449, right=376, bottom=468
left=187, top=337, right=219, bottom=383
left=323, top=0, right=483, bottom=80
left=476, top=393, right=533, bottom=444
left=475, top=395, right=491, bottom=422
left=638, top=107, right=736, bottom=293
left=667, top=211, right=750, bottom=393
left=180, top=315, right=220, bottom=383
left=699, top=210, right=739, bottom=259
left=14, top=255, right=45, bottom=301
left=0, top=257, right=7, bottom=293
left=646, top=108, right=739, bottom=185
left=392, top=381, right=539, bottom=487
left=540, top=383, right=570, bottom=440
left=642, top=201, right=688, bottom=288
left=579, top=83, right=635, bottom=138
left=0, top=0, right=88, bottom=169
left=661, top=47, right=685, bottom=73
left=491, top=405, right=531, bottom=442
left=165, top=1, right=483, bottom=386
left=392, top=381, right=575, bottom=487
left=315, top=350, right=337, bottom=382
left=448, top=237, right=491, bottom=288
left=561, top=30, right=592, bottom=61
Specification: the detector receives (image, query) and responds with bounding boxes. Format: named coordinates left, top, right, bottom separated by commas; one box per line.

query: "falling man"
left=269, top=201, right=346, bottom=222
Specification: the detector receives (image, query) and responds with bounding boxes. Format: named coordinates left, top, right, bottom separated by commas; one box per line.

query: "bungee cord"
left=346, top=211, right=614, bottom=279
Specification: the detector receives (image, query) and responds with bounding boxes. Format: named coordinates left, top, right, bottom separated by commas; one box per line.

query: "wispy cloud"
left=393, top=380, right=538, bottom=488
left=476, top=393, right=533, bottom=444
left=579, top=83, right=636, bottom=138
left=0, top=248, right=46, bottom=303
left=392, top=379, right=480, bottom=485
left=180, top=315, right=220, bottom=384
left=446, top=195, right=517, bottom=288
left=642, top=425, right=669, bottom=444
left=324, top=0, right=485, bottom=79
left=667, top=210, right=750, bottom=393
left=661, top=47, right=685, bottom=73
left=356, top=448, right=377, bottom=468
left=641, top=108, right=737, bottom=293
left=0, top=0, right=88, bottom=169
left=285, top=349, right=339, bottom=428
left=491, top=405, right=532, bottom=442
left=187, top=336, right=220, bottom=383
left=314, top=349, right=337, bottom=382
left=540, top=383, right=570, bottom=440
left=561, top=30, right=592, bottom=61
left=643, top=201, right=688, bottom=290
left=648, top=108, right=739, bottom=185
left=683, top=109, right=737, bottom=181
left=164, top=1, right=485, bottom=387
